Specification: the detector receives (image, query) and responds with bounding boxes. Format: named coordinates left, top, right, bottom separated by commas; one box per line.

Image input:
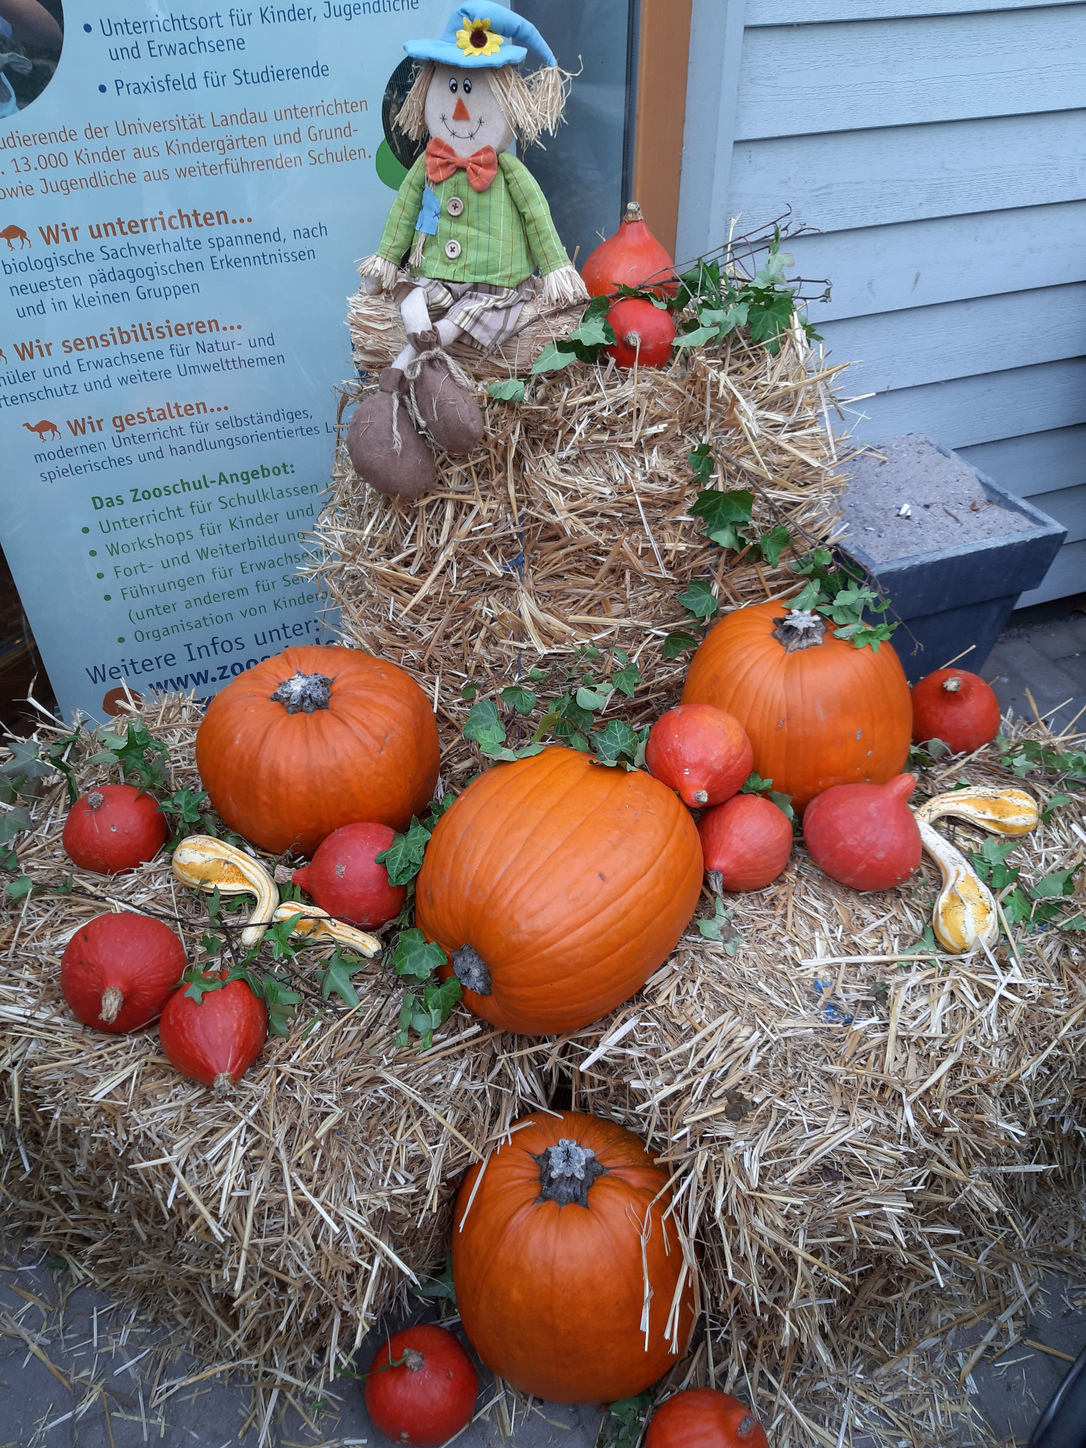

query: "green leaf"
left=463, top=698, right=508, bottom=756
left=757, top=524, right=792, bottom=568
left=0, top=806, right=31, bottom=845
left=790, top=579, right=824, bottom=613
left=576, top=685, right=611, bottom=713
left=611, top=662, right=641, bottom=698
left=261, top=972, right=303, bottom=1036
left=1059, top=914, right=1086, bottom=932
left=1041, top=792, right=1073, bottom=822
left=555, top=693, right=596, bottom=731
left=487, top=378, right=525, bottom=402
left=92, top=721, right=170, bottom=793
left=686, top=444, right=715, bottom=486
left=678, top=580, right=719, bottom=623
left=568, top=311, right=615, bottom=350
left=1032, top=868, right=1078, bottom=899
left=390, top=928, right=447, bottom=981
left=662, top=631, right=699, bottom=660
left=592, top=719, right=640, bottom=767
left=673, top=323, right=720, bottom=350
left=689, top=489, right=754, bottom=539
left=375, top=817, right=433, bottom=887
left=158, top=787, right=209, bottom=829
left=500, top=685, right=537, bottom=715
left=968, top=836, right=1021, bottom=891
left=6, top=876, right=32, bottom=901
left=697, top=897, right=740, bottom=952
left=530, top=341, right=579, bottom=374
left=1001, top=888, right=1033, bottom=925
left=902, top=924, right=940, bottom=957
left=460, top=682, right=478, bottom=700
left=396, top=976, right=462, bottom=1051
left=320, top=948, right=366, bottom=1008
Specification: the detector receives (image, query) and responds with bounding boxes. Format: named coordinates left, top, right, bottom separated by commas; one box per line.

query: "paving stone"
left=1014, top=616, right=1086, bottom=664
left=983, top=637, right=1086, bottom=734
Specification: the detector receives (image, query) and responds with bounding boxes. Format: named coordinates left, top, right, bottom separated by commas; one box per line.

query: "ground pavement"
left=2, top=593, right=1084, bottom=1448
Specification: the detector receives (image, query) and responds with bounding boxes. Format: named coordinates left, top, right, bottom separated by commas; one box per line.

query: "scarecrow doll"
left=349, top=4, right=588, bottom=499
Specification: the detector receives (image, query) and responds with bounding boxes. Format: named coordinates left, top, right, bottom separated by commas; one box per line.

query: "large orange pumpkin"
left=195, top=646, right=439, bottom=855
left=681, top=603, right=911, bottom=810
left=452, top=1110, right=696, bottom=1404
left=415, top=746, right=702, bottom=1035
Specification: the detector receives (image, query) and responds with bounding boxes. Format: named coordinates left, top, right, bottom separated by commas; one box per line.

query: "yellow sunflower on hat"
left=456, top=16, right=504, bottom=58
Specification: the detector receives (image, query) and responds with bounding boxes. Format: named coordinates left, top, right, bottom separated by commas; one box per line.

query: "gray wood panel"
left=1019, top=484, right=1086, bottom=544
left=747, top=0, right=1080, bottom=21
left=842, top=357, right=1086, bottom=448
left=818, top=283, right=1086, bottom=394
left=729, top=111, right=1086, bottom=233
left=1015, top=537, right=1086, bottom=605
left=958, top=425, right=1086, bottom=499
left=788, top=203, right=1086, bottom=323
left=736, top=7, right=1086, bottom=139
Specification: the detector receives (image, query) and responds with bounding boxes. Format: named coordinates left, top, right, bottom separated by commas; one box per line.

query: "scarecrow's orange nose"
left=452, top=97, right=470, bottom=122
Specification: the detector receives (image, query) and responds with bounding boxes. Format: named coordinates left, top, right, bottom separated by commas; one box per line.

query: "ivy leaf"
left=662, top=631, right=699, bottom=660
left=603, top=1392, right=654, bottom=1448
left=460, top=682, right=478, bottom=700
left=500, top=685, right=537, bottom=715
left=487, top=378, right=525, bottom=402
left=1001, top=888, right=1033, bottom=925
left=1060, top=914, right=1086, bottom=932
left=696, top=897, right=740, bottom=953
left=969, top=836, right=1020, bottom=891
left=463, top=698, right=508, bottom=756
left=568, top=310, right=614, bottom=350
left=1041, top=792, right=1073, bottom=822
left=265, top=914, right=301, bottom=962
left=678, top=580, right=719, bottom=623
left=576, top=685, right=611, bottom=713
left=0, top=806, right=31, bottom=845
left=396, top=976, right=462, bottom=1051
left=320, top=948, right=366, bottom=1008
left=757, top=525, right=792, bottom=568
left=592, top=719, right=640, bottom=767
left=1032, top=869, right=1078, bottom=899
left=390, top=928, right=447, bottom=981
left=834, top=621, right=896, bottom=652
left=673, top=323, right=721, bottom=350
left=158, top=787, right=208, bottom=824
left=902, top=924, right=939, bottom=957
left=611, top=661, right=641, bottom=698
left=790, top=578, right=824, bottom=612
left=90, top=721, right=170, bottom=793
left=375, top=818, right=433, bottom=886
left=555, top=693, right=596, bottom=731
left=686, top=444, right=715, bottom=486
left=739, top=771, right=794, bottom=819
left=6, top=876, right=32, bottom=901
left=413, top=1254, right=457, bottom=1303
left=262, top=973, right=303, bottom=1036
left=530, top=341, right=579, bottom=374
left=689, top=490, right=754, bottom=553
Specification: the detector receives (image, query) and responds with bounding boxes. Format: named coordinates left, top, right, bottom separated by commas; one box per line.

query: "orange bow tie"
left=424, top=137, right=499, bottom=192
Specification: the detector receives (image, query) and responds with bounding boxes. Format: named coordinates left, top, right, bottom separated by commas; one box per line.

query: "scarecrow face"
left=425, top=63, right=513, bottom=156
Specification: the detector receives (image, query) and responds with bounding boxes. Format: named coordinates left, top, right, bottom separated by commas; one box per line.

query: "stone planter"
left=836, top=434, right=1067, bottom=684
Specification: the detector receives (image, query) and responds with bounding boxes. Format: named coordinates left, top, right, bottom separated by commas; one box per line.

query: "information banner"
left=0, top=0, right=446, bottom=720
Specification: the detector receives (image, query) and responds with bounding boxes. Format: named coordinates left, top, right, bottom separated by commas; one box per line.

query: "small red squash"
left=452, top=1110, right=695, bottom=1404
left=803, top=773, right=921, bottom=892
left=646, top=704, right=753, bottom=807
left=364, top=1324, right=477, bottom=1447
left=645, top=1389, right=769, bottom=1448
left=62, top=784, right=167, bottom=875
left=605, top=296, right=676, bottom=369
left=698, top=794, right=793, bottom=892
left=61, top=912, right=185, bottom=1032
left=911, top=667, right=1001, bottom=754
left=158, top=976, right=267, bottom=1092
left=415, top=746, right=703, bottom=1035
left=682, top=602, right=912, bottom=811
left=292, top=821, right=405, bottom=928
left=195, top=645, right=439, bottom=857
left=582, top=201, right=679, bottom=298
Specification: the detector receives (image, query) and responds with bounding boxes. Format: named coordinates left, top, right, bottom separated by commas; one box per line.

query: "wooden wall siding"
left=678, top=0, right=1086, bottom=604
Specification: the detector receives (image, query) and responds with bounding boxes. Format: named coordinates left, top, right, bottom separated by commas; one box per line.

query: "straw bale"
left=313, top=318, right=846, bottom=755
left=1, top=695, right=1084, bottom=1445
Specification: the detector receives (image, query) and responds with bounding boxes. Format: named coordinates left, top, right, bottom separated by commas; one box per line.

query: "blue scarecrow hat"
left=404, top=4, right=557, bottom=70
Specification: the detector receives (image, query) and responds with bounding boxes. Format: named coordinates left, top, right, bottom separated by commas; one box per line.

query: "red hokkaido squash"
left=364, top=1325, right=477, bottom=1448
left=803, top=774, right=921, bottom=892
left=581, top=200, right=678, bottom=298
left=62, top=784, right=167, bottom=875
left=158, top=976, right=267, bottom=1092
left=698, top=794, right=793, bottom=892
left=645, top=1389, right=769, bottom=1448
left=646, top=704, right=753, bottom=807
left=605, top=297, right=677, bottom=369
left=682, top=602, right=912, bottom=811
left=292, top=821, right=405, bottom=928
left=451, top=1110, right=695, bottom=1404
left=415, top=746, right=702, bottom=1035
left=61, top=912, right=185, bottom=1032
left=195, top=646, right=439, bottom=857
left=911, top=667, right=1001, bottom=754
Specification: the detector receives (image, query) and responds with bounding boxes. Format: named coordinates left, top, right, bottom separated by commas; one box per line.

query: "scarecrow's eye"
left=463, top=78, right=472, bottom=94
left=449, top=78, right=458, bottom=94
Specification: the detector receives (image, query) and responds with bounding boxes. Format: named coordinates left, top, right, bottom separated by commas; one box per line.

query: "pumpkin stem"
left=269, top=671, right=334, bottom=714
left=98, top=985, right=124, bottom=1024
left=534, top=1138, right=606, bottom=1207
left=402, top=1348, right=425, bottom=1372
left=771, top=609, right=826, bottom=652
left=738, top=1414, right=756, bottom=1437
left=692, top=789, right=709, bottom=805
left=212, top=1071, right=235, bottom=1095
left=707, top=869, right=723, bottom=896
left=623, top=200, right=644, bottom=224
left=452, top=944, right=492, bottom=995
left=87, top=791, right=105, bottom=811
left=942, top=676, right=963, bottom=692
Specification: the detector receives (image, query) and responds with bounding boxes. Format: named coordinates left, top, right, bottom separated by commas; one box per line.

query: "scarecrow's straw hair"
left=394, top=60, right=572, bottom=146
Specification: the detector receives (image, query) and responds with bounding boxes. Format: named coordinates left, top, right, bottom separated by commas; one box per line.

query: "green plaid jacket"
left=375, top=152, right=572, bottom=287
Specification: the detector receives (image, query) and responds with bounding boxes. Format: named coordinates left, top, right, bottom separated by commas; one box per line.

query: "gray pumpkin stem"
left=452, top=944, right=491, bottom=995
left=771, top=609, right=826, bottom=652
left=534, top=1138, right=606, bottom=1207
left=269, top=672, right=334, bottom=714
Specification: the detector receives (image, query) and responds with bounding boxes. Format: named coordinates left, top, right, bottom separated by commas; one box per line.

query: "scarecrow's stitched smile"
left=439, top=112, right=485, bottom=141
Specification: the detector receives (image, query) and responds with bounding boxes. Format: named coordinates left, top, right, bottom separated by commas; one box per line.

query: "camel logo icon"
left=23, top=419, right=60, bottom=440
left=0, top=225, right=30, bottom=250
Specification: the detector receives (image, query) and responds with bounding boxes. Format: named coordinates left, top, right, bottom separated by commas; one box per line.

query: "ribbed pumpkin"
left=580, top=200, right=678, bottom=298
left=682, top=602, right=911, bottom=811
left=415, top=746, right=702, bottom=1035
left=645, top=1389, right=769, bottom=1448
left=452, top=1110, right=696, bottom=1404
left=195, top=646, right=439, bottom=856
